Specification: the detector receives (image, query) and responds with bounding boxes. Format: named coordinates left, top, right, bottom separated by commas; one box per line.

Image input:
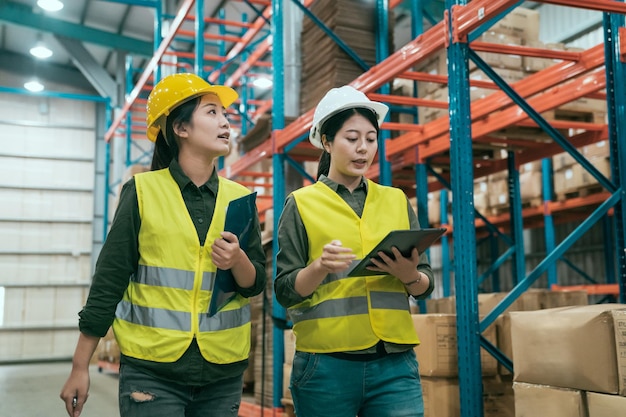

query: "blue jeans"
left=290, top=349, right=424, bottom=417
left=118, top=363, right=243, bottom=417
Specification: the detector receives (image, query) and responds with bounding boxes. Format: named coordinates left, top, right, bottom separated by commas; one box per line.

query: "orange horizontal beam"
left=222, top=140, right=273, bottom=178
left=186, top=16, right=254, bottom=29
left=470, top=42, right=582, bottom=61
left=382, top=122, right=424, bottom=132
left=177, top=29, right=242, bottom=44
left=208, top=5, right=271, bottom=83
left=105, top=0, right=194, bottom=142
left=550, top=284, right=619, bottom=295
left=368, top=93, right=448, bottom=109
left=383, top=43, right=607, bottom=160
left=165, top=50, right=226, bottom=62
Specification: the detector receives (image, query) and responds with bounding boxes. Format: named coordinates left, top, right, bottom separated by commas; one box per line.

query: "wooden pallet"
left=556, top=184, right=604, bottom=202
left=488, top=197, right=542, bottom=216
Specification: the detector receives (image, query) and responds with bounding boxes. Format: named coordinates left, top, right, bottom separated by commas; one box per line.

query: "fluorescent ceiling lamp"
left=30, top=43, right=53, bottom=59
left=24, top=79, right=45, bottom=92
left=37, top=0, right=64, bottom=12
left=253, top=77, right=273, bottom=89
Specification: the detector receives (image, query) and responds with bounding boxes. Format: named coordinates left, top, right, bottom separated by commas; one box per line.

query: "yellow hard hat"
left=145, top=73, right=239, bottom=142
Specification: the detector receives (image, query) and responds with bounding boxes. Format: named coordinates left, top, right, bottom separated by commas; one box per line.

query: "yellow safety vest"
left=290, top=180, right=420, bottom=353
left=113, top=168, right=252, bottom=364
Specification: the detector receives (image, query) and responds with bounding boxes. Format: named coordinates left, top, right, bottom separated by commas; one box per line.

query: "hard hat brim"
left=146, top=84, right=239, bottom=142
left=309, top=100, right=389, bottom=149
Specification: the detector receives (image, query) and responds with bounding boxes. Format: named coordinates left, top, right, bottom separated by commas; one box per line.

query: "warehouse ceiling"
left=0, top=0, right=265, bottom=101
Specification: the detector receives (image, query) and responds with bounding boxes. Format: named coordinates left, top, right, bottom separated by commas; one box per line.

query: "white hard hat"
left=309, top=85, right=389, bottom=149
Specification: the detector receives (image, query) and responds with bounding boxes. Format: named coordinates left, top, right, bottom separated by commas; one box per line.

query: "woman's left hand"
left=367, top=246, right=420, bottom=279
left=211, top=231, right=243, bottom=270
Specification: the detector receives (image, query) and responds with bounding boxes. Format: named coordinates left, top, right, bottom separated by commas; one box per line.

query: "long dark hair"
left=316, top=107, right=380, bottom=179
left=150, top=97, right=202, bottom=170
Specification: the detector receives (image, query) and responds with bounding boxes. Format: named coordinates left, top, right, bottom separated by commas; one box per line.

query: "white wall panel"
left=0, top=222, right=91, bottom=253
left=0, top=189, right=92, bottom=222
left=537, top=4, right=602, bottom=44
left=0, top=156, right=94, bottom=190
left=0, top=91, right=98, bottom=362
left=2, top=125, right=95, bottom=160
left=0, top=254, right=92, bottom=285
left=2, top=287, right=87, bottom=326
left=0, top=94, right=95, bottom=126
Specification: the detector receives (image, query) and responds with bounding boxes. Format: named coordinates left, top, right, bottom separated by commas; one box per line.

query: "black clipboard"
left=208, top=192, right=257, bottom=316
left=347, top=228, right=446, bottom=277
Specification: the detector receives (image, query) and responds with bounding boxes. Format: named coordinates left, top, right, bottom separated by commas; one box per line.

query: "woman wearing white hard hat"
left=275, top=85, right=433, bottom=417
left=60, top=73, right=266, bottom=417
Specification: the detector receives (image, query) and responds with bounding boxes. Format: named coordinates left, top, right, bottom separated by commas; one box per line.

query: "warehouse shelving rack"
left=102, top=0, right=626, bottom=416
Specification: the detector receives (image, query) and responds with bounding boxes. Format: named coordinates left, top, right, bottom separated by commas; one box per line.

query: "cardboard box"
left=473, top=32, right=523, bottom=70
left=483, top=376, right=515, bottom=417
left=510, top=304, right=626, bottom=395
left=513, top=382, right=586, bottom=417
left=412, top=314, right=498, bottom=377
left=284, top=329, right=296, bottom=365
left=522, top=41, right=566, bottom=72
left=519, top=170, right=542, bottom=201
left=421, top=377, right=460, bottom=417
left=587, top=391, right=626, bottom=417
left=486, top=7, right=540, bottom=42
left=422, top=376, right=514, bottom=417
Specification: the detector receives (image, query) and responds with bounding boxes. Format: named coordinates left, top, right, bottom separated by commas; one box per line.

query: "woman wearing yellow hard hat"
left=60, top=73, right=266, bottom=417
left=275, top=85, right=434, bottom=417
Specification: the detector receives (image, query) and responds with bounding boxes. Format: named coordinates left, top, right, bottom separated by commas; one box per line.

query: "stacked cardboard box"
left=510, top=304, right=626, bottom=416
left=553, top=140, right=611, bottom=200
left=300, top=0, right=391, bottom=114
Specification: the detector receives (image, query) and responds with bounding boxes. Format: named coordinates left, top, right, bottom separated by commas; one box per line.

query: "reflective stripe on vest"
left=117, top=299, right=251, bottom=332
left=113, top=169, right=253, bottom=364
left=290, top=180, right=420, bottom=352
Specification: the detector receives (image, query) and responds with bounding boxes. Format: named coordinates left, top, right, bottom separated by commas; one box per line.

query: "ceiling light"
left=37, top=0, right=64, bottom=12
left=253, top=77, right=273, bottom=89
left=24, top=79, right=45, bottom=93
left=30, top=43, right=53, bottom=59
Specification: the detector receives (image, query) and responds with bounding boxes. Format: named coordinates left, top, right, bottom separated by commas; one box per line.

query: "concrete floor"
left=0, top=362, right=119, bottom=417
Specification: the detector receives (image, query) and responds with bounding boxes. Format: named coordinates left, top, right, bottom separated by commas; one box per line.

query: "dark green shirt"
left=274, top=175, right=434, bottom=354
left=79, top=160, right=266, bottom=385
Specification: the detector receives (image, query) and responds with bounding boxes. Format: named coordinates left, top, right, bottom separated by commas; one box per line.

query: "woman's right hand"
left=60, top=367, right=90, bottom=417
left=318, top=240, right=356, bottom=274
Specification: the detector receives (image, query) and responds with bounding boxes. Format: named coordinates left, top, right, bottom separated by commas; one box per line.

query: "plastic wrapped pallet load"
left=510, top=304, right=626, bottom=395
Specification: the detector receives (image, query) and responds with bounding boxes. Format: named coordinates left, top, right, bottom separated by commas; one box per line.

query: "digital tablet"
left=347, top=228, right=447, bottom=277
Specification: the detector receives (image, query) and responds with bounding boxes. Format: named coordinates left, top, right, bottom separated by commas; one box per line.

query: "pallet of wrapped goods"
left=513, top=382, right=586, bottom=417
left=510, top=304, right=626, bottom=395
left=554, top=157, right=611, bottom=201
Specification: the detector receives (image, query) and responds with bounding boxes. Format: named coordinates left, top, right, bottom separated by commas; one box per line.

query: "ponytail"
left=316, top=151, right=330, bottom=180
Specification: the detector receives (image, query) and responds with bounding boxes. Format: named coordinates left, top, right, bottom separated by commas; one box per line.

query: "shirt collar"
left=319, top=175, right=368, bottom=193
left=168, top=159, right=219, bottom=194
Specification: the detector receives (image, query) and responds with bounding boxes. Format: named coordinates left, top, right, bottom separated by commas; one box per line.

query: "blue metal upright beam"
left=602, top=9, right=626, bottom=303
left=542, top=158, right=558, bottom=288
left=446, top=1, right=483, bottom=415
left=507, top=153, right=525, bottom=286
left=195, top=1, right=205, bottom=77
left=376, top=0, right=392, bottom=186
left=271, top=0, right=287, bottom=409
